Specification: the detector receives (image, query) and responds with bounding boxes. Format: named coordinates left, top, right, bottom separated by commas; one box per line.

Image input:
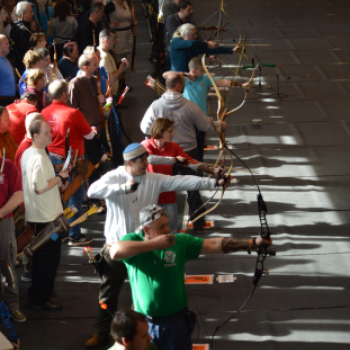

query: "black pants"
left=94, top=246, right=128, bottom=336
left=173, top=147, right=206, bottom=228
left=196, top=129, right=206, bottom=162
left=28, top=222, right=61, bottom=305
left=84, top=133, right=109, bottom=185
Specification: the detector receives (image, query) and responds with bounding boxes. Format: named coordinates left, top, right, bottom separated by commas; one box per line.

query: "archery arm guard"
left=222, top=237, right=256, bottom=254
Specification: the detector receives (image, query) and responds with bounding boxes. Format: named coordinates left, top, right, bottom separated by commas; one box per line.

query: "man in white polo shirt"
left=21, top=118, right=69, bottom=311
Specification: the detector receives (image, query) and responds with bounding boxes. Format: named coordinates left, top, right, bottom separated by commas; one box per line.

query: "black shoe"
left=68, top=234, right=93, bottom=247
left=32, top=300, right=63, bottom=311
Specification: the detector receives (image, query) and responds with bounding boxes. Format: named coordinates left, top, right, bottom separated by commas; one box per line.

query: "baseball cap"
left=136, top=204, right=167, bottom=233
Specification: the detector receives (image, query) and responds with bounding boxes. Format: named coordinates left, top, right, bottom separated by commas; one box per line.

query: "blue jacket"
left=170, top=37, right=233, bottom=72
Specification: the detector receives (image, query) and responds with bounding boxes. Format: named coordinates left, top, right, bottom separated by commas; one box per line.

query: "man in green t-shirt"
left=109, top=204, right=273, bottom=350
left=109, top=309, right=157, bottom=350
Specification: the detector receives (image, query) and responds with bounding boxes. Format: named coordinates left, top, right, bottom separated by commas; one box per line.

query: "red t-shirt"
left=0, top=158, right=23, bottom=213
left=141, top=138, right=198, bottom=204
left=15, top=135, right=32, bottom=177
left=41, top=101, right=92, bottom=157
left=7, top=100, right=38, bottom=145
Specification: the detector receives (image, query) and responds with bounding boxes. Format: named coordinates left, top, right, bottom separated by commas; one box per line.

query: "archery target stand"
left=266, top=75, right=288, bottom=99
left=252, top=59, right=274, bottom=94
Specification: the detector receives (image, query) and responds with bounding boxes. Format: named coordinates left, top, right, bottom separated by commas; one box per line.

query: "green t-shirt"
left=121, top=233, right=205, bottom=317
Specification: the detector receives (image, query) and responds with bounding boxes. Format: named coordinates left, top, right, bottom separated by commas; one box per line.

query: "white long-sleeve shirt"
left=87, top=166, right=215, bottom=244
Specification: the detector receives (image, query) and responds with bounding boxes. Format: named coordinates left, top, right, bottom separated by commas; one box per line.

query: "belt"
left=145, top=307, right=187, bottom=323
left=49, top=152, right=84, bottom=161
left=0, top=213, right=12, bottom=222
left=112, top=25, right=132, bottom=32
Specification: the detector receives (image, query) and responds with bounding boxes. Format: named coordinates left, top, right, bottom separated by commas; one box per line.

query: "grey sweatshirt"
left=141, top=92, right=219, bottom=152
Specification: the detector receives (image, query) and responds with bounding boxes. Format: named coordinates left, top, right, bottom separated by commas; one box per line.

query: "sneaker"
left=9, top=309, right=26, bottom=322
left=31, top=300, right=63, bottom=311
left=21, top=271, right=32, bottom=283
left=85, top=333, right=108, bottom=348
left=67, top=234, right=93, bottom=247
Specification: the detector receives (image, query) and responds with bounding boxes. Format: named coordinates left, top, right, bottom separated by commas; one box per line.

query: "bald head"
left=25, top=113, right=45, bottom=139
left=165, top=73, right=184, bottom=93
left=0, top=35, right=10, bottom=57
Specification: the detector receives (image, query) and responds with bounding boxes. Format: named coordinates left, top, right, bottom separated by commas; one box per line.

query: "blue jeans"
left=159, top=203, right=178, bottom=233
left=147, top=310, right=191, bottom=350
left=50, top=156, right=83, bottom=239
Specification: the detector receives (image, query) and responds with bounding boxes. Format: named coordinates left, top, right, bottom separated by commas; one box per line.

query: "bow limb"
left=225, top=50, right=256, bottom=116
left=224, top=39, right=247, bottom=111
left=202, top=53, right=227, bottom=174
left=190, top=188, right=225, bottom=226
left=130, top=1, right=136, bottom=71
left=201, top=53, right=223, bottom=117
left=53, top=40, right=57, bottom=81
left=220, top=0, right=241, bottom=46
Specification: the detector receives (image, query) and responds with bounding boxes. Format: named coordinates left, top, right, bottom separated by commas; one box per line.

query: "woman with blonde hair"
left=24, top=68, right=48, bottom=111
left=19, top=49, right=44, bottom=95
left=141, top=118, right=224, bottom=232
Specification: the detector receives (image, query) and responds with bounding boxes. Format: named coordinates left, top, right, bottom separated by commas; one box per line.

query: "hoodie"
left=141, top=92, right=219, bottom=152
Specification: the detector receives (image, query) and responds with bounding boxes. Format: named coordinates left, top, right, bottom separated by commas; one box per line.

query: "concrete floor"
left=2, top=0, right=350, bottom=349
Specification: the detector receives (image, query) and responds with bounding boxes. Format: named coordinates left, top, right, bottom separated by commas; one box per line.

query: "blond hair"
left=27, top=68, right=45, bottom=87
left=188, top=57, right=202, bottom=70
left=23, top=50, right=43, bottom=69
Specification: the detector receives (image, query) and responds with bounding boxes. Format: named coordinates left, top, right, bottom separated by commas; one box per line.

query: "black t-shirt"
left=57, top=57, right=79, bottom=81
left=76, top=19, right=100, bottom=53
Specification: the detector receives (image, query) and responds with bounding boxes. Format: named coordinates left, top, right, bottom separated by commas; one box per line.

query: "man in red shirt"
left=42, top=80, right=96, bottom=246
left=0, top=156, right=26, bottom=322
left=0, top=106, right=17, bottom=161
left=7, top=93, right=38, bottom=145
